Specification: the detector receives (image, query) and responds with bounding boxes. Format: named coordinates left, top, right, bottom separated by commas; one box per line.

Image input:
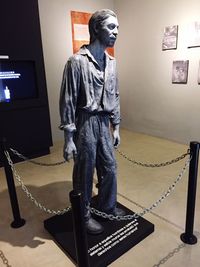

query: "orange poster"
left=71, top=11, right=114, bottom=56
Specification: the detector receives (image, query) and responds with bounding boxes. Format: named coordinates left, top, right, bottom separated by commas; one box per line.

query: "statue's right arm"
left=59, top=57, right=80, bottom=161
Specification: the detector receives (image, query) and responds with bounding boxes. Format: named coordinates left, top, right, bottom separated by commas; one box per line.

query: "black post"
left=70, top=190, right=90, bottom=267
left=0, top=138, right=26, bottom=228
left=180, top=141, right=199, bottom=244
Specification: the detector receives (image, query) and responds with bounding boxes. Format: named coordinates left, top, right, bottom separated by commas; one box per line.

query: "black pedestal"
left=44, top=201, right=154, bottom=267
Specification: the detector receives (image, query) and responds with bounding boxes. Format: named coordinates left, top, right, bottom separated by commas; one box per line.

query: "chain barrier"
left=4, top=150, right=71, bottom=215
left=117, top=192, right=184, bottom=231
left=152, top=243, right=186, bottom=267
left=90, top=155, right=191, bottom=221
left=10, top=148, right=66, bottom=166
left=3, top=146, right=199, bottom=267
left=116, top=148, right=190, bottom=168
left=10, top=147, right=189, bottom=168
left=0, top=250, right=12, bottom=267
left=3, top=147, right=191, bottom=221
left=152, top=231, right=200, bottom=267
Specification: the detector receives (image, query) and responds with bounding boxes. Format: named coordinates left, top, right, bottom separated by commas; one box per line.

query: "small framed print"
left=188, top=22, right=200, bottom=48
left=162, top=25, right=178, bottom=50
left=172, top=60, right=189, bottom=84
left=198, top=61, right=200, bottom=84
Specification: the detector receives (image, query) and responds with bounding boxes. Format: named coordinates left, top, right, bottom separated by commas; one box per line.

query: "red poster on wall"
left=71, top=11, right=114, bottom=56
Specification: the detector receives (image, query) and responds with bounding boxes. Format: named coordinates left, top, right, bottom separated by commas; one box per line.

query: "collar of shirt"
left=77, top=45, right=114, bottom=82
left=77, top=45, right=114, bottom=65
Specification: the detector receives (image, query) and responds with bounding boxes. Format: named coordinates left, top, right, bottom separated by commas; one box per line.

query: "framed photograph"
left=188, top=22, right=200, bottom=48
left=162, top=25, right=178, bottom=50
left=198, top=61, right=200, bottom=84
left=172, top=60, right=189, bottom=84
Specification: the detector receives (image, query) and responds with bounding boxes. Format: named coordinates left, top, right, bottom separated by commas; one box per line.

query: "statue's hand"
left=113, top=128, right=120, bottom=148
left=64, top=139, right=77, bottom=161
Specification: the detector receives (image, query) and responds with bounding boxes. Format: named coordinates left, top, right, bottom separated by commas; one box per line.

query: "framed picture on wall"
left=198, top=61, right=200, bottom=84
left=188, top=22, right=200, bottom=48
left=162, top=25, right=178, bottom=50
left=172, top=60, right=189, bottom=84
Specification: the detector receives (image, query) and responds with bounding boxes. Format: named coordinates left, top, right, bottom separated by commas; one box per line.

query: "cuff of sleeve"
left=110, top=115, right=121, bottom=126
left=59, top=123, right=76, bottom=132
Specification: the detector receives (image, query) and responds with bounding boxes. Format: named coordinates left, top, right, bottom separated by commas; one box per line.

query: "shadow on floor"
left=0, top=181, right=73, bottom=248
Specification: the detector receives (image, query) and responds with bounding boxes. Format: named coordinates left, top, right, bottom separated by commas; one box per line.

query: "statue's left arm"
left=110, top=71, right=120, bottom=148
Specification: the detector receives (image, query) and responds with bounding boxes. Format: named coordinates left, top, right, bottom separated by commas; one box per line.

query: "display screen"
left=0, top=60, right=38, bottom=103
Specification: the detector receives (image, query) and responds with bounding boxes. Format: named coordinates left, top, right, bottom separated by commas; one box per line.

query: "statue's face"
left=97, top=16, right=119, bottom=48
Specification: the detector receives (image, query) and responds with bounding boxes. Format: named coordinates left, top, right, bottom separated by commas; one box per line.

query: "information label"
left=88, top=219, right=138, bottom=257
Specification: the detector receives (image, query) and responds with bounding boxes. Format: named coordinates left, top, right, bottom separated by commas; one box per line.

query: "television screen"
left=0, top=60, right=38, bottom=103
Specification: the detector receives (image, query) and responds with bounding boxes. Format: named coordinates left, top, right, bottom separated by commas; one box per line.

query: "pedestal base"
left=44, top=201, right=154, bottom=267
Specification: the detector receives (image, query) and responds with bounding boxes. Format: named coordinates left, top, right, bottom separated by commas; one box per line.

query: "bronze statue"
left=59, top=9, right=124, bottom=234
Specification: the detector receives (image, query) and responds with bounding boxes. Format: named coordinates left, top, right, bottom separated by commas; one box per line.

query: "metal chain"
left=0, top=250, right=12, bottom=267
left=153, top=231, right=200, bottom=267
left=4, top=150, right=71, bottom=215
left=152, top=243, right=186, bottom=267
left=90, top=155, right=191, bottom=221
left=116, top=148, right=190, bottom=168
left=10, top=147, right=190, bottom=168
left=10, top=148, right=66, bottom=166
left=117, top=192, right=185, bottom=231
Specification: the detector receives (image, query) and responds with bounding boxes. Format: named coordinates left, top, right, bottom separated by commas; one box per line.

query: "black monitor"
left=0, top=59, right=46, bottom=111
left=0, top=60, right=38, bottom=102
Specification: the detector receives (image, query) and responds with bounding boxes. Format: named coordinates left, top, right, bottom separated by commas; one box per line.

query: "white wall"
left=39, top=0, right=200, bottom=145
left=115, top=0, right=200, bottom=144
left=38, top=0, right=114, bottom=142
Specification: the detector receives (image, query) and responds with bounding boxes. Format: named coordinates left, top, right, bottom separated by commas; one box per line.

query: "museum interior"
left=0, top=0, right=200, bottom=266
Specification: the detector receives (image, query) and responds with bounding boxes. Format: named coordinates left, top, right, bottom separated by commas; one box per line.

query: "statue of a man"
left=59, top=9, right=124, bottom=234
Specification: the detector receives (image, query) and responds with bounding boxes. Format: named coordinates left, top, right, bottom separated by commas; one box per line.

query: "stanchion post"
left=0, top=138, right=26, bottom=228
left=180, top=141, right=199, bottom=244
left=70, top=190, right=90, bottom=267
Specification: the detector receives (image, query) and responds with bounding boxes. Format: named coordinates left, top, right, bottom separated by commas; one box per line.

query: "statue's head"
left=89, top=9, right=119, bottom=47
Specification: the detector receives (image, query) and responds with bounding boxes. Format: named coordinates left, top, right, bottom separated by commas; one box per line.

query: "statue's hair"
left=88, top=9, right=117, bottom=43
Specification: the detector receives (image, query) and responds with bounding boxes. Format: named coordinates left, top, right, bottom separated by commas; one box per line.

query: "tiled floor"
left=0, top=128, right=199, bottom=267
